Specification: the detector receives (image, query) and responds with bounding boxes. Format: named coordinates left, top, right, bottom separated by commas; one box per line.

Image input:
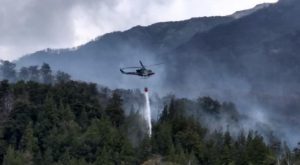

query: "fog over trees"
left=0, top=60, right=70, bottom=84
left=0, top=62, right=299, bottom=164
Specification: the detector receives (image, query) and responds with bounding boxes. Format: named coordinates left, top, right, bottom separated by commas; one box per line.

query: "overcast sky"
left=0, top=0, right=278, bottom=61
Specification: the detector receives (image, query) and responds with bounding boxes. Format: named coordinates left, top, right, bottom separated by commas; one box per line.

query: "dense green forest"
left=0, top=61, right=299, bottom=164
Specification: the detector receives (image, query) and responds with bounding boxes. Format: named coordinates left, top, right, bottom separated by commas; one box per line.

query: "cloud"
left=0, top=0, right=278, bottom=60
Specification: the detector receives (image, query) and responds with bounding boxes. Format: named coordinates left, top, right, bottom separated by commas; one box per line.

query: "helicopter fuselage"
left=120, top=60, right=158, bottom=77
left=136, top=68, right=155, bottom=77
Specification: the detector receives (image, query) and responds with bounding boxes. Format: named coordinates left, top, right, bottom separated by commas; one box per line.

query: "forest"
left=0, top=60, right=299, bottom=164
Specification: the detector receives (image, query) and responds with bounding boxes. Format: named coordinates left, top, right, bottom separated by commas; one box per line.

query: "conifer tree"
left=105, top=92, right=125, bottom=128
left=40, top=63, right=53, bottom=84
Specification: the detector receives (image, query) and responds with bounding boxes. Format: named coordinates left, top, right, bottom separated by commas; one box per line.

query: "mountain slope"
left=16, top=1, right=300, bottom=101
left=163, top=0, right=300, bottom=98
left=15, top=0, right=300, bottom=145
left=231, top=3, right=271, bottom=19
left=17, top=16, right=233, bottom=87
left=160, top=0, right=300, bottom=143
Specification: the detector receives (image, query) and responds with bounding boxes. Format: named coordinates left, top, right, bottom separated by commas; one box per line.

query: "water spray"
left=120, top=61, right=157, bottom=137
left=144, top=87, right=152, bottom=137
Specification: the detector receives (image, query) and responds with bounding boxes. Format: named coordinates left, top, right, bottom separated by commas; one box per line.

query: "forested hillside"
left=15, top=1, right=300, bottom=142
left=2, top=1, right=300, bottom=162
left=0, top=63, right=299, bottom=164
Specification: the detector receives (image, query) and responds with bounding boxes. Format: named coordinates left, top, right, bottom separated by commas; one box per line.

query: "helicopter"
left=120, top=61, right=162, bottom=77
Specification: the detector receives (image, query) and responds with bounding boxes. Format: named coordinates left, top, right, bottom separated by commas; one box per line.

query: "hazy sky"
left=0, top=0, right=278, bottom=60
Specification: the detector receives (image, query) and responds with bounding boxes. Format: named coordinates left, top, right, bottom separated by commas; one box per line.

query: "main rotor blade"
left=121, top=67, right=141, bottom=69
left=145, top=63, right=164, bottom=67
left=139, top=60, right=145, bottom=68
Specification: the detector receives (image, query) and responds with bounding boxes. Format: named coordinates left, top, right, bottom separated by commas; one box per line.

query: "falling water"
left=144, top=88, right=152, bottom=137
